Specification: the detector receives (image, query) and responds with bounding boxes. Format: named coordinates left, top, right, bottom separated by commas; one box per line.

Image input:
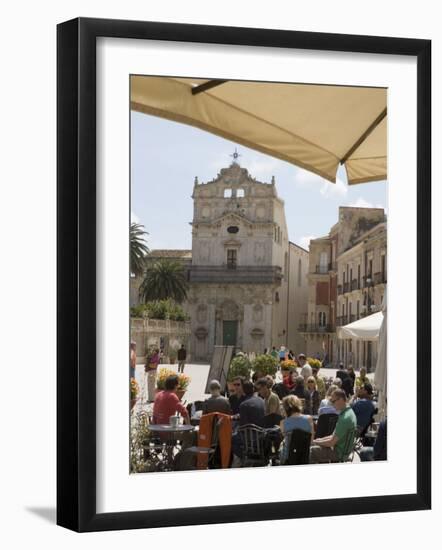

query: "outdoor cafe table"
left=148, top=424, right=195, bottom=469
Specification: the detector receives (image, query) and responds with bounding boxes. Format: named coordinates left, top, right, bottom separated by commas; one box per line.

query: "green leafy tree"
left=130, top=222, right=149, bottom=276
left=139, top=259, right=188, bottom=304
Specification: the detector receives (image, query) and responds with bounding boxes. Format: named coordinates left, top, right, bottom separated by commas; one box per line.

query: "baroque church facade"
left=186, top=161, right=308, bottom=361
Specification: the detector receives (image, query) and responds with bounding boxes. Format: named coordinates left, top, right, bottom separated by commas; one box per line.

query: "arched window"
left=318, top=312, right=326, bottom=327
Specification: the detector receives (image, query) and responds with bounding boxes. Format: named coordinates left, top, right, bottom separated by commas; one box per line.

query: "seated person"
left=290, top=375, right=310, bottom=403
left=305, top=376, right=320, bottom=415
left=255, top=377, right=282, bottom=416
left=318, top=384, right=339, bottom=416
left=359, top=418, right=387, bottom=461
left=238, top=380, right=265, bottom=427
left=202, top=380, right=232, bottom=415
left=351, top=383, right=376, bottom=432
left=152, top=375, right=190, bottom=424
left=228, top=376, right=246, bottom=415
left=231, top=381, right=265, bottom=463
left=311, top=366, right=326, bottom=399
left=279, top=395, right=313, bottom=464
left=310, top=389, right=357, bottom=463
left=355, top=367, right=370, bottom=390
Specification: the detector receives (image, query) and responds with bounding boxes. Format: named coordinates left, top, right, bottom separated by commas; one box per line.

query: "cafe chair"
left=284, top=429, right=311, bottom=465
left=315, top=413, right=338, bottom=438
left=175, top=417, right=222, bottom=471
left=237, top=424, right=269, bottom=467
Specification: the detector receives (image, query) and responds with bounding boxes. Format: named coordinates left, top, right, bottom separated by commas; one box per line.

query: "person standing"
left=145, top=348, right=160, bottom=402
left=130, top=341, right=137, bottom=379
left=298, top=354, right=313, bottom=381
left=177, top=344, right=187, bottom=373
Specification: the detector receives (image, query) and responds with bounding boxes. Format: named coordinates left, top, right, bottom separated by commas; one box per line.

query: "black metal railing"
left=373, top=271, right=387, bottom=285
left=298, top=324, right=334, bottom=333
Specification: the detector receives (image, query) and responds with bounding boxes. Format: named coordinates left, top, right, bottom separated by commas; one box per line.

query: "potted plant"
left=130, top=377, right=139, bottom=411
left=251, top=354, right=279, bottom=379
left=227, top=355, right=252, bottom=391
left=155, top=368, right=190, bottom=401
left=307, top=357, right=322, bottom=370
left=156, top=367, right=176, bottom=390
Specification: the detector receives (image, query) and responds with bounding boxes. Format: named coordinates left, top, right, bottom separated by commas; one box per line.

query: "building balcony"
left=336, top=316, right=348, bottom=327
left=313, top=262, right=337, bottom=274
left=343, top=282, right=350, bottom=293
left=373, top=271, right=387, bottom=285
left=337, top=284, right=343, bottom=295
left=351, top=279, right=359, bottom=291
left=298, top=323, right=334, bottom=333
left=187, top=265, right=283, bottom=284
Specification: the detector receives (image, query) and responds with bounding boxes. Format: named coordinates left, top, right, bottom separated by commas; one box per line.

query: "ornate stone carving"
left=194, top=327, right=208, bottom=340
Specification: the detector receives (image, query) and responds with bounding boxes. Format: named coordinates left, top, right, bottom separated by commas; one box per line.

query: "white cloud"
left=319, top=176, right=348, bottom=198
left=296, top=235, right=317, bottom=250
left=346, top=197, right=375, bottom=208
left=345, top=197, right=386, bottom=210
left=293, top=167, right=324, bottom=188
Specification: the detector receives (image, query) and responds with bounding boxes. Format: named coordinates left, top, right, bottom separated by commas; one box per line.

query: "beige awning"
left=131, top=76, right=387, bottom=185
left=337, top=312, right=383, bottom=341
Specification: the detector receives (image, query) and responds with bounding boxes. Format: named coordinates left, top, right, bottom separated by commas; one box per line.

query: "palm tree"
left=139, top=259, right=188, bottom=304
left=130, top=222, right=149, bottom=276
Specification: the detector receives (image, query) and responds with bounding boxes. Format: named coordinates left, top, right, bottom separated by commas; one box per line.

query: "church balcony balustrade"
left=187, top=265, right=283, bottom=284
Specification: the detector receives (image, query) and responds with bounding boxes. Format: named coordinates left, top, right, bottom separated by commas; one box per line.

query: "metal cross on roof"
left=230, top=148, right=241, bottom=163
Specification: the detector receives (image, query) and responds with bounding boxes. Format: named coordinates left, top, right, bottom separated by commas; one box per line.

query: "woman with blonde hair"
left=279, top=395, right=313, bottom=463
left=306, top=376, right=320, bottom=415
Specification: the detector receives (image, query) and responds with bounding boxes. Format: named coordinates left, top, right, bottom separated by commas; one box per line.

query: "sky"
left=131, top=111, right=387, bottom=251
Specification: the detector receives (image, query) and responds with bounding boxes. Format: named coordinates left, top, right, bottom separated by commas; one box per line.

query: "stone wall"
left=130, top=318, right=191, bottom=363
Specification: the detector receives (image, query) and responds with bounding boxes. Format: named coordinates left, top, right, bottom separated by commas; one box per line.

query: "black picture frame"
left=57, top=17, right=431, bottom=532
